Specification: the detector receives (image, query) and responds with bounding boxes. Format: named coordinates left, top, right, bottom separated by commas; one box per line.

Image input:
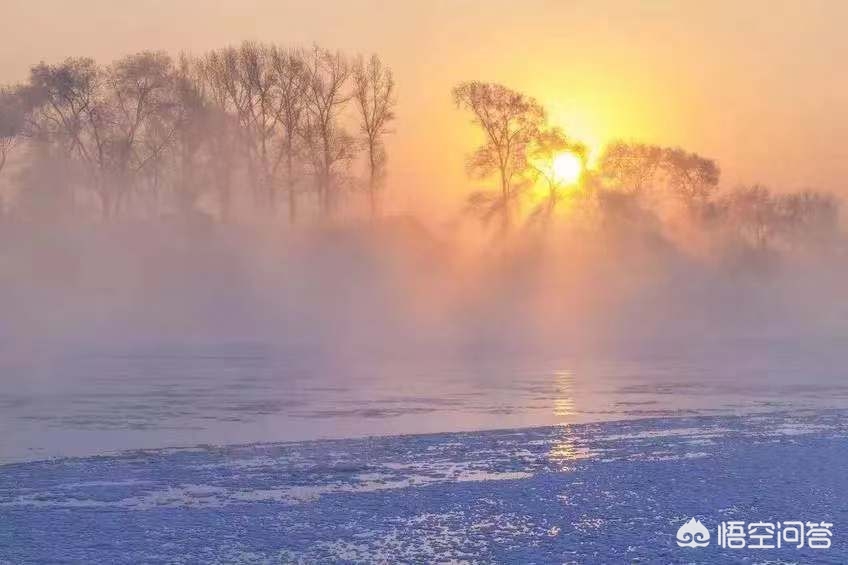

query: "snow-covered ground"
left=2, top=410, right=846, bottom=563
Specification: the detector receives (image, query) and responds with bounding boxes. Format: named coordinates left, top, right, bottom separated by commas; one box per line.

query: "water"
left=3, top=338, right=847, bottom=463
left=3, top=338, right=848, bottom=562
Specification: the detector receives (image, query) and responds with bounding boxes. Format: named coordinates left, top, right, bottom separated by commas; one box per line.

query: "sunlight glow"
left=552, top=152, right=582, bottom=185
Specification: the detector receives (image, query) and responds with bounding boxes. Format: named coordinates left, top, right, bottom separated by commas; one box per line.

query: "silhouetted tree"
left=3, top=42, right=401, bottom=224
left=232, top=43, right=287, bottom=212
left=24, top=57, right=108, bottom=215
left=0, top=87, right=26, bottom=178
left=302, top=46, right=355, bottom=216
left=776, top=190, right=839, bottom=249
left=101, top=51, right=175, bottom=218
left=0, top=86, right=27, bottom=216
left=526, top=126, right=586, bottom=224
left=199, top=49, right=241, bottom=221
left=167, top=54, right=210, bottom=216
left=724, top=184, right=777, bottom=249
left=661, top=147, right=720, bottom=207
left=354, top=54, right=396, bottom=219
left=271, top=47, right=309, bottom=224
left=453, top=81, right=545, bottom=231
left=598, top=142, right=719, bottom=206
left=597, top=142, right=664, bottom=194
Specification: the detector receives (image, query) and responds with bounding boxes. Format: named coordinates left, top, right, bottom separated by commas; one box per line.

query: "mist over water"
left=1, top=44, right=847, bottom=465
left=3, top=211, right=846, bottom=354
left=1, top=209, right=846, bottom=462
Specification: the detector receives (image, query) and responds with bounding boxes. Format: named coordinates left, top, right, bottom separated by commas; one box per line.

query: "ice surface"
left=4, top=340, right=848, bottom=463
left=2, top=410, right=846, bottom=563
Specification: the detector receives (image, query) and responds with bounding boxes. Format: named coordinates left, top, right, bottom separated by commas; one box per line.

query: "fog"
left=1, top=43, right=847, bottom=462
left=3, top=182, right=848, bottom=461
left=2, top=205, right=845, bottom=361
left=4, top=9, right=848, bottom=564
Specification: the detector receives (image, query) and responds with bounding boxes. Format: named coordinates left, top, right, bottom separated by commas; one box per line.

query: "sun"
left=551, top=151, right=582, bottom=185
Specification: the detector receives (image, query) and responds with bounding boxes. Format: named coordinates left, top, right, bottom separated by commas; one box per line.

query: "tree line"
left=454, top=81, right=841, bottom=254
left=0, top=43, right=396, bottom=223
left=0, top=60, right=839, bottom=256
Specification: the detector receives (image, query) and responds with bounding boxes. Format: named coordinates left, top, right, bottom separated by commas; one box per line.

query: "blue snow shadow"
left=1, top=410, right=846, bottom=563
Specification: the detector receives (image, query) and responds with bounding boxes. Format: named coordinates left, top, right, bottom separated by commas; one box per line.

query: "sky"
left=2, top=0, right=846, bottom=213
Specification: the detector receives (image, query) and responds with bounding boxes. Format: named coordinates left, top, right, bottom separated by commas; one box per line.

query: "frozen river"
left=1, top=338, right=847, bottom=562
left=2, top=338, right=848, bottom=463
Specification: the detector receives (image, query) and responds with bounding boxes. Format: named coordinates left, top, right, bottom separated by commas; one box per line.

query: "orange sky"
left=2, top=0, right=846, bottom=214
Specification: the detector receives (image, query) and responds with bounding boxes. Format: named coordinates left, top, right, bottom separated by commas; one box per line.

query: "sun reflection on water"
left=553, top=370, right=575, bottom=418
left=548, top=370, right=591, bottom=469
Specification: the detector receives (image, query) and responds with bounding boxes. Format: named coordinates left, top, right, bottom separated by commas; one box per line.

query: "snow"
left=2, top=410, right=846, bottom=563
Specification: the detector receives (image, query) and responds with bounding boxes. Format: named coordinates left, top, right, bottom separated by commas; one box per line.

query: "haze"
left=1, top=0, right=847, bottom=462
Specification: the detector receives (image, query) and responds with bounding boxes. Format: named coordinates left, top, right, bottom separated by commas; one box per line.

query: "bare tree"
left=0, top=87, right=28, bottom=217
left=526, top=126, right=586, bottom=224
left=25, top=58, right=100, bottom=155
left=271, top=48, right=309, bottom=224
left=100, top=51, right=176, bottom=218
left=24, top=57, right=108, bottom=216
left=204, top=42, right=309, bottom=218
left=662, top=147, right=720, bottom=205
left=0, top=87, right=26, bottom=174
left=199, top=49, right=241, bottom=221
left=302, top=45, right=355, bottom=216
left=353, top=54, right=396, bottom=219
left=776, top=190, right=839, bottom=249
left=453, top=81, right=545, bottom=231
left=597, top=142, right=719, bottom=219
left=235, top=43, right=286, bottom=212
left=724, top=184, right=777, bottom=249
left=1, top=43, right=400, bottom=224
left=167, top=54, right=210, bottom=216
left=597, top=142, right=664, bottom=194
